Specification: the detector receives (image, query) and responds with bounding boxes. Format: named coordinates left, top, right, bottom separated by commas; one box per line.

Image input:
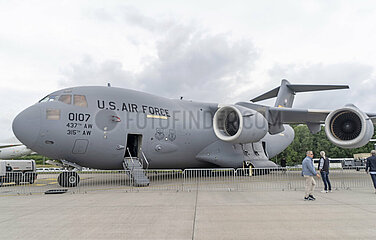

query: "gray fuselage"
left=12, top=86, right=294, bottom=170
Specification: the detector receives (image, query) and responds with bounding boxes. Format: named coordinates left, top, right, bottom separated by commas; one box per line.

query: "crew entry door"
left=125, top=134, right=143, bottom=158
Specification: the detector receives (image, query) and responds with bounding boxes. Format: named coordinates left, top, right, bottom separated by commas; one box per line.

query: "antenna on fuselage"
left=107, top=83, right=111, bottom=87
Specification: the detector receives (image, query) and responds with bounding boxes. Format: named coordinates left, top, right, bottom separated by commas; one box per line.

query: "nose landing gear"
left=57, top=172, right=80, bottom=187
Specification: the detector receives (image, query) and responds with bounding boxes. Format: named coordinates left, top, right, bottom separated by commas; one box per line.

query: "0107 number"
left=68, top=113, right=90, bottom=122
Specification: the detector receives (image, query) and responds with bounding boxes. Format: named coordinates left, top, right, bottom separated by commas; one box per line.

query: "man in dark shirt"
left=366, top=150, right=376, bottom=194
left=318, top=151, right=331, bottom=193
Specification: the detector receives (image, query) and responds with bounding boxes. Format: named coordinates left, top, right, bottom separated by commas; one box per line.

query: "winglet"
left=251, top=79, right=349, bottom=108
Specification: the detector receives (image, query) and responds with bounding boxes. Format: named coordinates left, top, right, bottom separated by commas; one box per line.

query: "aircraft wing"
left=237, top=102, right=376, bottom=134
left=369, top=115, right=376, bottom=125
left=267, top=107, right=330, bottom=124
left=237, top=102, right=329, bottom=122
left=0, top=143, right=23, bottom=149
left=268, top=108, right=376, bottom=124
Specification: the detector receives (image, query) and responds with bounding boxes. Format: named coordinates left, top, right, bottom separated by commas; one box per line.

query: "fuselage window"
left=74, top=95, right=88, bottom=107
left=58, top=95, right=72, bottom=104
left=46, top=109, right=61, bottom=120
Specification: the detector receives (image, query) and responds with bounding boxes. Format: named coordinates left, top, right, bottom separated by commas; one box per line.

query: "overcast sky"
left=1, top=0, right=376, bottom=142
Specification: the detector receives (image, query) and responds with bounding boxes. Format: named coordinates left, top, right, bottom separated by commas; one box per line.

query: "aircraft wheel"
left=24, top=173, right=34, bottom=184
left=58, top=172, right=80, bottom=187
left=29, top=176, right=35, bottom=184
left=14, top=173, right=23, bottom=185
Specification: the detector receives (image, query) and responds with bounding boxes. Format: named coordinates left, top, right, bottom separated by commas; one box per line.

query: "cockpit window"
left=58, top=95, right=72, bottom=104
left=39, top=95, right=58, bottom=103
left=74, top=95, right=88, bottom=107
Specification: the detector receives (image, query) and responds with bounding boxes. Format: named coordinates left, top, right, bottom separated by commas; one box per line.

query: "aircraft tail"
left=250, top=79, right=349, bottom=108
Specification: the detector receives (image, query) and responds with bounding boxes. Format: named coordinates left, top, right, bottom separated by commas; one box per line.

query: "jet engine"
left=213, top=105, right=268, bottom=144
left=325, top=105, right=374, bottom=148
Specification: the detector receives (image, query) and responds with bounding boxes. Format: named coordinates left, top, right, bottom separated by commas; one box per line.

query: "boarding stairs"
left=122, top=153, right=150, bottom=187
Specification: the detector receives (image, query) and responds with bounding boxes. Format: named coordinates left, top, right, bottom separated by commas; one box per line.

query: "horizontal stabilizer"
left=287, top=84, right=349, bottom=93
left=251, top=87, right=280, bottom=103
left=251, top=79, right=349, bottom=108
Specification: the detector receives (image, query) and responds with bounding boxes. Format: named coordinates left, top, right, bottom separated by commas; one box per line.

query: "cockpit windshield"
left=74, top=95, right=88, bottom=107
left=58, top=95, right=72, bottom=104
left=39, top=95, right=58, bottom=103
left=39, top=94, right=88, bottom=107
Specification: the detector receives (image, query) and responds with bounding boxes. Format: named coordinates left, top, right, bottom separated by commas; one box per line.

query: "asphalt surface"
left=1, top=187, right=376, bottom=240
left=1, top=169, right=372, bottom=196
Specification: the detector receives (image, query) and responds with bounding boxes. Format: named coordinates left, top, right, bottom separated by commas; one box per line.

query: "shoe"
left=321, top=190, right=328, bottom=193
left=309, top=195, right=316, bottom=200
left=328, top=190, right=332, bottom=193
left=304, top=197, right=309, bottom=201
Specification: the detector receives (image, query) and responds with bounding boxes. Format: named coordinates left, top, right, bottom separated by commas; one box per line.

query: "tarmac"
left=1, top=188, right=376, bottom=240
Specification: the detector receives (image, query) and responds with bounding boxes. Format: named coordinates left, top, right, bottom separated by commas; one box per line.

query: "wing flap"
left=237, top=102, right=329, bottom=123
left=268, top=107, right=330, bottom=124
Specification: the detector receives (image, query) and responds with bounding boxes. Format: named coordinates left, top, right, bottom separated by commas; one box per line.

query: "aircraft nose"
left=12, top=105, right=41, bottom=149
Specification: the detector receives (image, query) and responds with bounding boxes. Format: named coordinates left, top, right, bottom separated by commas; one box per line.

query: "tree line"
left=271, top=125, right=376, bottom=166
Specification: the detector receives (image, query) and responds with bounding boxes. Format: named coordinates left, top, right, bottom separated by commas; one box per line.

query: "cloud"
left=59, top=55, right=137, bottom=88
left=61, top=10, right=260, bottom=103
left=140, top=27, right=258, bottom=101
left=120, top=6, right=171, bottom=32
left=58, top=7, right=376, bottom=114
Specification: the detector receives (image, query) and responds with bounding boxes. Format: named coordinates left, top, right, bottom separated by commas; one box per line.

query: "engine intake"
left=325, top=105, right=374, bottom=148
left=213, top=105, right=268, bottom=143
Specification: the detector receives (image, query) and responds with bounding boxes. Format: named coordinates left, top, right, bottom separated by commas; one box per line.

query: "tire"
left=58, top=172, right=80, bottom=187
left=29, top=175, right=35, bottom=184
left=14, top=173, right=23, bottom=185
left=23, top=172, right=35, bottom=184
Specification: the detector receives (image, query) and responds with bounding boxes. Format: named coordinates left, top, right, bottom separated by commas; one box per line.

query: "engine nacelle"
left=213, top=105, right=268, bottom=144
left=325, top=105, right=374, bottom=149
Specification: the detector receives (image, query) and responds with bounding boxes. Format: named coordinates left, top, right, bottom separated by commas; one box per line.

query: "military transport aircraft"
left=0, top=143, right=33, bottom=159
left=12, top=79, right=376, bottom=187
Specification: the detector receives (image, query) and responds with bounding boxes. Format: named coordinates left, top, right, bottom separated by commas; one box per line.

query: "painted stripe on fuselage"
left=146, top=115, right=168, bottom=119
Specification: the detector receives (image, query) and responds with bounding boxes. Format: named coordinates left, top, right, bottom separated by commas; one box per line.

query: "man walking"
left=366, top=150, right=376, bottom=194
left=302, top=151, right=320, bottom=201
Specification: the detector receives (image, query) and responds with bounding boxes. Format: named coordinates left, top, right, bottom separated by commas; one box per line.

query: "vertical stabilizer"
left=274, top=79, right=294, bottom=108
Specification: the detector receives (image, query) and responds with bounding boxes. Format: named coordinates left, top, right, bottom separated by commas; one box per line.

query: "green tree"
left=18, top=155, right=50, bottom=165
left=272, top=125, right=376, bottom=166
